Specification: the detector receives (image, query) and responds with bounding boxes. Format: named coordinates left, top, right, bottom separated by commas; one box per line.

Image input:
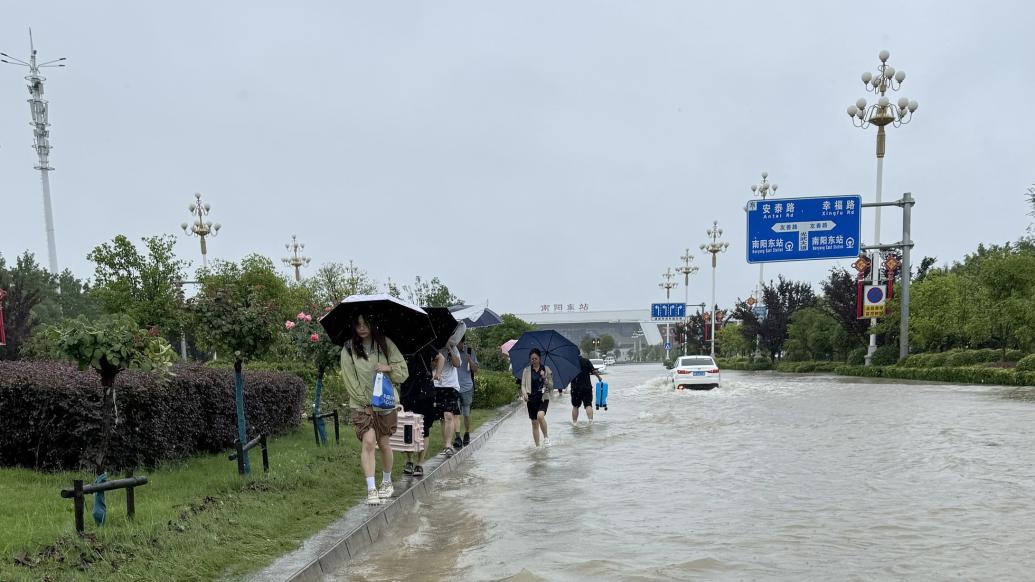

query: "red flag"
left=0, top=288, right=7, bottom=346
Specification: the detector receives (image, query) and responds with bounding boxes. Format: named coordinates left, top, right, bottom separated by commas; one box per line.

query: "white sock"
left=366, top=476, right=376, bottom=490
left=382, top=471, right=392, bottom=484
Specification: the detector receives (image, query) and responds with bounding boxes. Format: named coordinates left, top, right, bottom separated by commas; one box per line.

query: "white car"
left=590, top=358, right=606, bottom=372
left=672, top=355, right=720, bottom=390
left=604, top=356, right=616, bottom=366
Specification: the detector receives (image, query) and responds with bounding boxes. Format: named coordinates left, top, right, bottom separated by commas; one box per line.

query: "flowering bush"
left=284, top=307, right=340, bottom=376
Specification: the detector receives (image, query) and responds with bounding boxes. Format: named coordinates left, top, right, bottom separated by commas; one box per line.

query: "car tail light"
left=677, top=369, right=690, bottom=374
left=708, top=368, right=720, bottom=374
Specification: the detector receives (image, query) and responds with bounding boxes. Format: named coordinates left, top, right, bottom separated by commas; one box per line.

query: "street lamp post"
left=632, top=330, right=645, bottom=362
left=281, top=235, right=311, bottom=282
left=749, top=172, right=778, bottom=358
left=180, top=192, right=222, bottom=268
left=676, top=250, right=699, bottom=356
left=700, top=221, right=729, bottom=358
left=847, top=49, right=918, bottom=365
left=659, top=268, right=677, bottom=359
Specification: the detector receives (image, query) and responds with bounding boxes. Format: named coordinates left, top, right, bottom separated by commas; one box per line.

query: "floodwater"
left=336, top=364, right=1035, bottom=581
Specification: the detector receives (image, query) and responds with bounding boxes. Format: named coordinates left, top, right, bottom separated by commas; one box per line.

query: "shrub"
left=0, top=361, right=305, bottom=471
left=847, top=347, right=867, bottom=366
left=834, top=365, right=1035, bottom=386
left=1016, top=354, right=1035, bottom=372
left=1005, top=350, right=1025, bottom=363
left=871, top=345, right=899, bottom=366
left=474, top=370, right=519, bottom=409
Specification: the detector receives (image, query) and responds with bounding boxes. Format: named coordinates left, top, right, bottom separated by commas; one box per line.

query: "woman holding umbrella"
left=520, top=348, right=554, bottom=447
left=340, top=314, right=409, bottom=505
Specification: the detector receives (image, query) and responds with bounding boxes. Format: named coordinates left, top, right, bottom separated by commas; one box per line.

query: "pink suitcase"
left=390, top=411, right=425, bottom=453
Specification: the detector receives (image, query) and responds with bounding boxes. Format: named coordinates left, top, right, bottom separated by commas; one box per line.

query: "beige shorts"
left=351, top=406, right=398, bottom=441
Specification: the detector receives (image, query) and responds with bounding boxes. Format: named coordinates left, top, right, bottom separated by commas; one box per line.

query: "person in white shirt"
left=433, top=343, right=463, bottom=457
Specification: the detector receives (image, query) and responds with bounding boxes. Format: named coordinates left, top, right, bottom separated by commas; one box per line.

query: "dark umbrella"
left=448, top=304, right=503, bottom=329
left=424, top=307, right=461, bottom=350
left=508, top=330, right=582, bottom=389
left=319, top=294, right=435, bottom=355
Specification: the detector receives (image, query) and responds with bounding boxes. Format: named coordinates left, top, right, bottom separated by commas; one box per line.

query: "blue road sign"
left=664, top=342, right=672, bottom=350
left=746, top=195, right=861, bottom=263
left=651, top=303, right=685, bottom=321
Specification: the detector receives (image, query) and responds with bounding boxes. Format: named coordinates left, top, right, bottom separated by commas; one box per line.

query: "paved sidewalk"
left=250, top=402, right=520, bottom=582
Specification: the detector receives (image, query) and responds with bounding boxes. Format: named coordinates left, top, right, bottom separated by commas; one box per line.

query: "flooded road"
left=337, top=364, right=1035, bottom=581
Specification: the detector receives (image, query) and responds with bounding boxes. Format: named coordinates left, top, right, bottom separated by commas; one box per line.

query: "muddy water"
left=336, top=364, right=1035, bottom=581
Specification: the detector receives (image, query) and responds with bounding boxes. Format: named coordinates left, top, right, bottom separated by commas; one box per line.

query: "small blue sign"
left=664, top=342, right=672, bottom=350
left=651, top=303, right=686, bottom=321
left=746, top=195, right=862, bottom=263
left=752, top=305, right=768, bottom=319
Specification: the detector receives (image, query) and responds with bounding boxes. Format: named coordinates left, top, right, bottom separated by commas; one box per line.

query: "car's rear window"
left=678, top=357, right=714, bottom=367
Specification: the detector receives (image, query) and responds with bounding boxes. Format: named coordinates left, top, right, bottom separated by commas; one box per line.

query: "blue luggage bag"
left=595, top=381, right=608, bottom=410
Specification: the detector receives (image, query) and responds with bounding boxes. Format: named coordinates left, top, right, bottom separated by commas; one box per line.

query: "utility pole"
left=659, top=268, right=677, bottom=360
left=2, top=30, right=66, bottom=275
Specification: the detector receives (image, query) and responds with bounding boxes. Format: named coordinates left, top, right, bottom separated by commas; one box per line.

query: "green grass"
left=0, top=409, right=496, bottom=581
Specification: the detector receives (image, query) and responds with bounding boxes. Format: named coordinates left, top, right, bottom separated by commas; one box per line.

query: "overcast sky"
left=3, top=2, right=1033, bottom=314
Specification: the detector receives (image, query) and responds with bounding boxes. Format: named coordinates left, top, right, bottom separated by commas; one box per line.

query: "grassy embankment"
left=0, top=409, right=496, bottom=581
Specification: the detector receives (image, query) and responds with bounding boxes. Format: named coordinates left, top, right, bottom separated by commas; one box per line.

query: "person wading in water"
left=520, top=348, right=553, bottom=447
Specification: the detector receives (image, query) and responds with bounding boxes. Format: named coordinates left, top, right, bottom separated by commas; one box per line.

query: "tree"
left=402, top=275, right=463, bottom=307
left=46, top=315, right=174, bottom=519
left=87, top=235, right=188, bottom=338
left=0, top=252, right=58, bottom=360
left=283, top=308, right=340, bottom=444
left=599, top=334, right=616, bottom=354
left=465, top=313, right=535, bottom=372
left=783, top=308, right=846, bottom=361
left=717, top=323, right=753, bottom=357
left=191, top=255, right=287, bottom=474
left=750, top=276, right=817, bottom=361
left=820, top=268, right=870, bottom=351
left=306, top=260, right=378, bottom=306
left=579, top=334, right=595, bottom=354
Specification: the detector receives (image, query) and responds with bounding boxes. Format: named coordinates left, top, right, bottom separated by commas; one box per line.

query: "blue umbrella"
left=509, top=330, right=582, bottom=389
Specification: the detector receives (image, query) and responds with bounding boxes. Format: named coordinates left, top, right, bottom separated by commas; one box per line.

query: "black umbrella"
left=449, top=304, right=504, bottom=329
left=319, top=294, right=435, bottom=355
left=424, top=307, right=461, bottom=350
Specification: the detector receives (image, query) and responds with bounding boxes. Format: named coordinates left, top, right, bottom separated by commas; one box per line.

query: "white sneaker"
left=377, top=481, right=394, bottom=500
left=543, top=437, right=552, bottom=448
left=366, top=488, right=382, bottom=505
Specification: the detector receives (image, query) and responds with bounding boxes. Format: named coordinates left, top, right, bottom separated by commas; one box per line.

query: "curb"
left=249, top=401, right=522, bottom=582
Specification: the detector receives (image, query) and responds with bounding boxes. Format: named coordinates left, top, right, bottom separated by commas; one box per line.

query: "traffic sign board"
left=651, top=303, right=685, bottom=321
left=746, top=195, right=861, bottom=263
left=861, top=284, right=886, bottom=318
left=664, top=342, right=672, bottom=350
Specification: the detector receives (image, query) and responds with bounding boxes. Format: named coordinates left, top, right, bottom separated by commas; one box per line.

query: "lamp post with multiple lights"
left=699, top=221, right=729, bottom=357
left=180, top=192, right=222, bottom=268
left=282, top=235, right=311, bottom=282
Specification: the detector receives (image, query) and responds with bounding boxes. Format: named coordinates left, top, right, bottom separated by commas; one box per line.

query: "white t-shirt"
left=434, top=346, right=461, bottom=389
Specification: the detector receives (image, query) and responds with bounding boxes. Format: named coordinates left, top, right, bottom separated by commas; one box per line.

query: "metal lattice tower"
left=2, top=30, right=66, bottom=275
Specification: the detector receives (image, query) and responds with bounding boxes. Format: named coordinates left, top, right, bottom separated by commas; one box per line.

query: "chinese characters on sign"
left=746, top=195, right=862, bottom=263
left=540, top=303, right=590, bottom=312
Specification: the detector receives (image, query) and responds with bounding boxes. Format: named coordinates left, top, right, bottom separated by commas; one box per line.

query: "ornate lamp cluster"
left=847, top=50, right=918, bottom=129
left=282, top=235, right=312, bottom=282
left=181, top=192, right=221, bottom=267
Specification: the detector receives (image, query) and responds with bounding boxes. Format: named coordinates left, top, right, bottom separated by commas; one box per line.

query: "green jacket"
left=339, top=337, right=409, bottom=411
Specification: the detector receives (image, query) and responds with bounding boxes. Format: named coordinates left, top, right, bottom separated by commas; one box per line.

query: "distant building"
left=512, top=309, right=670, bottom=355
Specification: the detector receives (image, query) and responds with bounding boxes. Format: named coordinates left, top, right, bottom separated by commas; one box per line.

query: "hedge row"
left=900, top=349, right=1026, bottom=369
left=834, top=365, right=1035, bottom=386
left=776, top=361, right=842, bottom=373
left=0, top=361, right=305, bottom=471
left=474, top=370, right=520, bottom=409
left=716, top=358, right=774, bottom=371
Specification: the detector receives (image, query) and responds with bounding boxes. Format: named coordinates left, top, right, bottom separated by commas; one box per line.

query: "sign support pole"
left=861, top=192, right=915, bottom=362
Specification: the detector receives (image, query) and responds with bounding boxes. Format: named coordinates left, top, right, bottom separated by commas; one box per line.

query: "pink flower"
left=310, top=333, right=320, bottom=342
left=303, top=314, right=313, bottom=322
left=285, top=321, right=296, bottom=330
left=296, top=311, right=307, bottom=320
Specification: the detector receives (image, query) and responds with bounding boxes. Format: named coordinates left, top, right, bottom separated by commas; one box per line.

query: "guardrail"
left=229, top=435, right=269, bottom=475
left=60, top=476, right=149, bottom=534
